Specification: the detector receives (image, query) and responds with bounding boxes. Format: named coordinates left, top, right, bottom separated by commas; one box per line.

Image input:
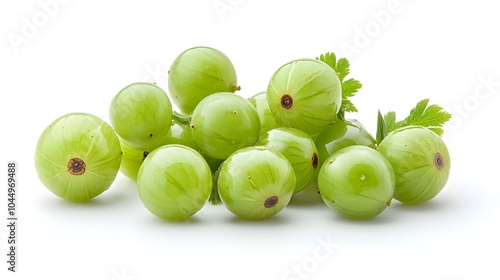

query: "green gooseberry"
left=318, top=145, right=395, bottom=220
left=119, top=141, right=149, bottom=182
left=217, top=146, right=296, bottom=220
left=315, top=119, right=376, bottom=169
left=377, top=126, right=451, bottom=204
left=137, top=144, right=212, bottom=221
left=248, top=91, right=279, bottom=136
left=191, top=92, right=261, bottom=160
left=266, top=58, right=342, bottom=136
left=256, top=127, right=319, bottom=193
left=109, top=82, right=172, bottom=151
left=168, top=46, right=239, bottom=114
left=35, top=112, right=122, bottom=202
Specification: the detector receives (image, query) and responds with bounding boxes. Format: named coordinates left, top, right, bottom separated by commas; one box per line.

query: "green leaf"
left=317, top=52, right=363, bottom=117
left=376, top=110, right=387, bottom=144
left=402, top=98, right=429, bottom=125
left=317, top=53, right=337, bottom=77
left=406, top=104, right=452, bottom=127
left=428, top=127, right=445, bottom=136
left=335, top=58, right=350, bottom=81
left=342, top=78, right=362, bottom=97
left=342, top=99, right=358, bottom=113
left=377, top=99, right=452, bottom=143
left=402, top=99, right=452, bottom=136
left=383, top=111, right=398, bottom=133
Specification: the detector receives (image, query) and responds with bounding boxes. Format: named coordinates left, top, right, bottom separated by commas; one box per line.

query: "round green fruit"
left=191, top=92, right=261, bottom=160
left=163, top=121, right=198, bottom=151
left=168, top=46, right=239, bottom=113
left=318, top=146, right=395, bottom=220
left=266, top=58, right=342, bottom=135
left=217, top=146, right=296, bottom=220
left=35, top=112, right=122, bottom=202
left=315, top=119, right=376, bottom=169
left=248, top=91, right=279, bottom=136
left=119, top=141, right=150, bottom=182
left=256, top=127, right=318, bottom=193
left=377, top=126, right=451, bottom=204
left=137, top=144, right=212, bottom=221
left=109, top=82, right=172, bottom=151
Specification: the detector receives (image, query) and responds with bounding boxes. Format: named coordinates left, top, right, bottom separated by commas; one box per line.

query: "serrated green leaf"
left=403, top=98, right=430, bottom=125
left=407, top=104, right=452, bottom=127
left=402, top=99, right=452, bottom=131
left=342, top=78, right=362, bottom=97
left=317, top=53, right=337, bottom=72
left=342, top=99, right=358, bottom=113
left=428, top=127, right=445, bottom=136
left=383, top=111, right=398, bottom=133
left=317, top=51, right=362, bottom=117
left=381, top=98, right=452, bottom=138
left=336, top=58, right=350, bottom=81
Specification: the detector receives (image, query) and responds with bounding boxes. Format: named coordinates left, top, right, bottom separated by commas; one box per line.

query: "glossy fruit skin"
left=109, top=82, right=172, bottom=151
left=119, top=141, right=149, bottom=182
left=191, top=92, right=261, bottom=160
left=315, top=119, right=376, bottom=169
left=137, top=144, right=212, bottom=221
left=318, top=146, right=395, bottom=220
left=266, top=58, right=342, bottom=136
left=35, top=112, right=122, bottom=202
left=256, top=127, right=319, bottom=193
left=377, top=126, right=451, bottom=204
left=163, top=121, right=199, bottom=151
left=168, top=46, right=239, bottom=114
left=248, top=91, right=279, bottom=136
left=119, top=121, right=198, bottom=182
left=217, top=146, right=296, bottom=220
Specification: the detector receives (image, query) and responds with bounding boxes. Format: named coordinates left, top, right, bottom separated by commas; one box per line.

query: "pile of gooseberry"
left=35, top=46, right=451, bottom=221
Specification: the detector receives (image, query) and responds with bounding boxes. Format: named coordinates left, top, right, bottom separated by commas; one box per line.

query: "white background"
left=1, top=1, right=500, bottom=280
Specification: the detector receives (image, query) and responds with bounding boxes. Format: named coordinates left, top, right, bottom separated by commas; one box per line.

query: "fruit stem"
left=337, top=108, right=346, bottom=121
left=209, top=167, right=222, bottom=205
left=172, top=111, right=192, bottom=126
